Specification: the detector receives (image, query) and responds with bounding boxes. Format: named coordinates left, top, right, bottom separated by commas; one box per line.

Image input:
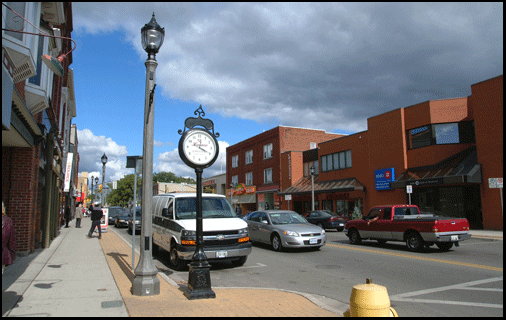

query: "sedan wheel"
left=271, top=234, right=283, bottom=252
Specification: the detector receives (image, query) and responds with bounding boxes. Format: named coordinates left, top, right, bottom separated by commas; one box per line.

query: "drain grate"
left=101, top=300, right=124, bottom=309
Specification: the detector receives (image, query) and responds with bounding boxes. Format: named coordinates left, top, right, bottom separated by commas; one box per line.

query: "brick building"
left=280, top=75, right=503, bottom=230
left=2, top=2, right=77, bottom=254
left=226, top=126, right=343, bottom=214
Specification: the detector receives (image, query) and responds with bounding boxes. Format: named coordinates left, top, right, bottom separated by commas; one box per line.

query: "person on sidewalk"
left=88, top=204, right=104, bottom=239
left=2, top=202, right=16, bottom=274
left=64, top=205, right=71, bottom=228
left=75, top=203, right=83, bottom=228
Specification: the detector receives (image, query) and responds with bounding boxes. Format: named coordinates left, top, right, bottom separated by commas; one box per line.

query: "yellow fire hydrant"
left=343, top=279, right=398, bottom=317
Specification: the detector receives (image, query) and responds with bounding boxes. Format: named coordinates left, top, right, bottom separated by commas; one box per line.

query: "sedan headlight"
left=321, top=229, right=326, bottom=234
left=283, top=230, right=300, bottom=237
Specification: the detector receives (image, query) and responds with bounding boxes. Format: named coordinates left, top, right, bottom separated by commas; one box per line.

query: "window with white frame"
left=245, top=150, right=253, bottom=164
left=245, top=172, right=253, bottom=186
left=231, top=175, right=239, bottom=185
left=231, top=155, right=238, bottom=168
left=263, top=143, right=273, bottom=159
left=264, top=168, right=273, bottom=184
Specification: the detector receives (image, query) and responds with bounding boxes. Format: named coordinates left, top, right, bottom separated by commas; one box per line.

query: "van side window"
left=164, top=199, right=174, bottom=218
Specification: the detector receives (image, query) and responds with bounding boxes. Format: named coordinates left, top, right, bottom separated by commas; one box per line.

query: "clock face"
left=181, top=129, right=218, bottom=167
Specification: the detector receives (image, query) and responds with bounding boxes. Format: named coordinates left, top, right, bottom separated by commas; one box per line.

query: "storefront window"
left=434, top=123, right=459, bottom=144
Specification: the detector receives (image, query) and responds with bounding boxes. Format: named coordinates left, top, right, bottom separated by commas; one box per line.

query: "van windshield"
left=175, top=197, right=237, bottom=220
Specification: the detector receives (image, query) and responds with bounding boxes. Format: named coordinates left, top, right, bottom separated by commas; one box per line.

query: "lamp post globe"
left=141, top=13, right=165, bottom=59
left=132, top=13, right=163, bottom=297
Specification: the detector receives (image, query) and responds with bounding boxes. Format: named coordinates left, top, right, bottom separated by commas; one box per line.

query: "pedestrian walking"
left=75, top=203, right=83, bottom=228
left=2, top=202, right=16, bottom=274
left=87, top=204, right=104, bottom=239
left=64, top=205, right=71, bottom=228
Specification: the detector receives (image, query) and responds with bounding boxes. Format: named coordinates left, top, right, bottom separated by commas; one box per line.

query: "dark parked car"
left=127, top=207, right=142, bottom=234
left=107, top=206, right=124, bottom=225
left=304, top=210, right=348, bottom=231
left=114, top=210, right=131, bottom=228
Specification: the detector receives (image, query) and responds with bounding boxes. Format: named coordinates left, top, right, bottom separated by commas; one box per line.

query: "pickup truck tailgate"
left=435, top=218, right=469, bottom=233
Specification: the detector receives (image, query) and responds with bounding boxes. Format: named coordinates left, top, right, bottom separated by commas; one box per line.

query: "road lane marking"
left=390, top=277, right=503, bottom=309
left=326, top=243, right=503, bottom=272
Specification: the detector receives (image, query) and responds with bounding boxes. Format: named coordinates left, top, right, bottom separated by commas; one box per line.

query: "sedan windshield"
left=269, top=212, right=307, bottom=225
left=175, top=197, right=236, bottom=220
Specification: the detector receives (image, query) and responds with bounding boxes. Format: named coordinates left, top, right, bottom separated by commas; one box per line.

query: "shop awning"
left=279, top=176, right=364, bottom=196
left=390, top=146, right=481, bottom=189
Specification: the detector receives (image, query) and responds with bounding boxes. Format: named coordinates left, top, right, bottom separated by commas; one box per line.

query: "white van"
left=152, top=193, right=252, bottom=270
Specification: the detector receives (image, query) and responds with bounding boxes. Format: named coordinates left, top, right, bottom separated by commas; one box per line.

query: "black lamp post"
left=101, top=153, right=108, bottom=207
left=310, top=166, right=315, bottom=211
left=90, top=176, right=94, bottom=204
left=95, top=177, right=99, bottom=203
left=132, top=13, right=164, bottom=297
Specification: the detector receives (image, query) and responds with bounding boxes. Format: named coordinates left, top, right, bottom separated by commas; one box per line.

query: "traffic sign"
left=406, top=185, right=413, bottom=193
left=489, top=178, right=503, bottom=188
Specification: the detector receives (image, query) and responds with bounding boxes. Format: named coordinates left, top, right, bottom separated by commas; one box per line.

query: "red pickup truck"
left=344, top=205, right=470, bottom=252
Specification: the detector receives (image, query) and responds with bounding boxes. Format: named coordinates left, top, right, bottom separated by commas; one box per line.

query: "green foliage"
left=153, top=171, right=195, bottom=184
left=106, top=171, right=195, bottom=207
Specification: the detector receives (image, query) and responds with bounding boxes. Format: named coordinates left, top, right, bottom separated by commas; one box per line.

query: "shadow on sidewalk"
left=106, top=252, right=134, bottom=285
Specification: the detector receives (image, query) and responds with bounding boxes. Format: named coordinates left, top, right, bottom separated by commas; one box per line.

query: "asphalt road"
left=110, top=225, right=503, bottom=317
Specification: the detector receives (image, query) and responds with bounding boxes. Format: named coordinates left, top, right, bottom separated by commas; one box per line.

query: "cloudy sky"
left=71, top=2, right=503, bottom=184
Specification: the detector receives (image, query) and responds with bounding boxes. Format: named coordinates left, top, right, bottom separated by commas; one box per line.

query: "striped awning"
left=279, top=175, right=364, bottom=195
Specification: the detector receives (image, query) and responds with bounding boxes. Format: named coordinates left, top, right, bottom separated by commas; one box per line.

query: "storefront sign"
left=375, top=168, right=395, bottom=190
left=227, top=185, right=256, bottom=196
left=64, top=153, right=73, bottom=192
left=406, top=178, right=444, bottom=186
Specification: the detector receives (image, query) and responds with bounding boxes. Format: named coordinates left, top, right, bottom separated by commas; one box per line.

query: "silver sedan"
left=245, top=210, right=326, bottom=251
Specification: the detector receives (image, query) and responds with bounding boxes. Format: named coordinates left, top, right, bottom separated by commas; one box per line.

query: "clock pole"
left=184, top=167, right=216, bottom=299
left=178, top=105, right=219, bottom=300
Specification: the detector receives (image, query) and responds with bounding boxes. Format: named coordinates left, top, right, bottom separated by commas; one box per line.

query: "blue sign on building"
left=375, top=168, right=395, bottom=190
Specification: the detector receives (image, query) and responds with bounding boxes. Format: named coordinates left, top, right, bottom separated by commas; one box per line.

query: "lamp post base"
left=183, top=263, right=216, bottom=300
left=132, top=274, right=160, bottom=296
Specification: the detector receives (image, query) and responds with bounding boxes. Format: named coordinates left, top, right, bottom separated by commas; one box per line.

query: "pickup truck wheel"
left=349, top=229, right=362, bottom=245
left=271, top=234, right=283, bottom=252
left=436, top=242, right=454, bottom=251
left=406, top=232, right=424, bottom=252
left=169, top=244, right=187, bottom=271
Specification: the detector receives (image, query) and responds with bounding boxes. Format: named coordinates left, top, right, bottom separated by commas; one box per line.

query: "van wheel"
left=169, top=244, right=187, bottom=271
left=231, top=256, right=247, bottom=267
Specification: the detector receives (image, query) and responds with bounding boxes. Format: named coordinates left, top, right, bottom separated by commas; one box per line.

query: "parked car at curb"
left=127, top=207, right=142, bottom=234
left=108, top=206, right=124, bottom=225
left=304, top=210, right=348, bottom=231
left=114, top=210, right=131, bottom=228
left=245, top=210, right=326, bottom=251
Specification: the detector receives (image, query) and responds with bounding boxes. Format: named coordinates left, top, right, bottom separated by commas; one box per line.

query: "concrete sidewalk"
left=2, top=217, right=341, bottom=317
left=2, top=217, right=128, bottom=317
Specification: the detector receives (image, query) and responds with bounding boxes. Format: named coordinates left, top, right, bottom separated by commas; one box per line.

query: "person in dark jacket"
left=87, top=204, right=104, bottom=239
left=2, top=202, right=16, bottom=274
left=64, top=205, right=71, bottom=228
